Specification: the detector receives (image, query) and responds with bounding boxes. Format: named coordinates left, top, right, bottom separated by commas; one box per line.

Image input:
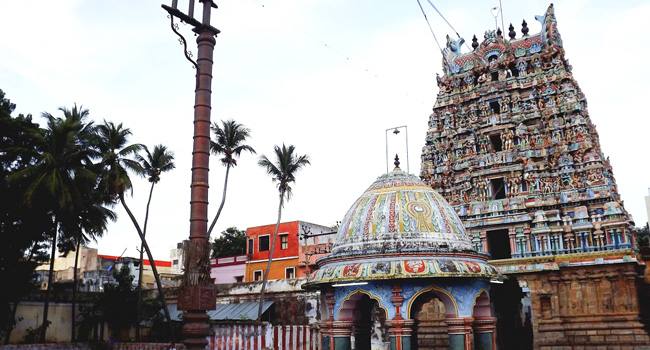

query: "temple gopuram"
left=420, top=4, right=650, bottom=350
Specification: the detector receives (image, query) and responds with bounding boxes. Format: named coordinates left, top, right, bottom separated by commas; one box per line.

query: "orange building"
left=245, top=221, right=334, bottom=282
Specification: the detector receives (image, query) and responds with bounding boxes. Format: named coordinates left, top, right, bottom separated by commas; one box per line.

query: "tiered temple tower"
left=420, top=5, right=649, bottom=349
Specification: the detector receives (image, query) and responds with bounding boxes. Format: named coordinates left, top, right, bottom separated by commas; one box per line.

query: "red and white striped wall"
left=208, top=324, right=321, bottom=350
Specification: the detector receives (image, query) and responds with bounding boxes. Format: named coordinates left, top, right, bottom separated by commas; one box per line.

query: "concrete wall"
left=9, top=301, right=72, bottom=344
left=214, top=278, right=320, bottom=325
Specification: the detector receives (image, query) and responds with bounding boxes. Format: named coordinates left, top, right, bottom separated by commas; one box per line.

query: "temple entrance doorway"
left=339, top=292, right=389, bottom=350
left=410, top=291, right=449, bottom=350
left=492, top=277, right=533, bottom=350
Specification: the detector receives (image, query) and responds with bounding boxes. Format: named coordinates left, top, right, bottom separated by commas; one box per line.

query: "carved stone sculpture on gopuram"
left=420, top=4, right=650, bottom=350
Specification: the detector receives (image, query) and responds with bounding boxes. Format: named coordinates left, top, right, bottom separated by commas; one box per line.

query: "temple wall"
left=519, top=263, right=650, bottom=350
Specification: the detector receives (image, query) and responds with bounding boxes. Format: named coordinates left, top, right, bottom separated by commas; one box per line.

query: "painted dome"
left=305, top=168, right=500, bottom=287
left=332, top=168, right=474, bottom=257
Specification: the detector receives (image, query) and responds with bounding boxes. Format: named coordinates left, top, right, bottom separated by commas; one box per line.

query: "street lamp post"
left=385, top=126, right=410, bottom=173
left=162, top=1, right=219, bottom=349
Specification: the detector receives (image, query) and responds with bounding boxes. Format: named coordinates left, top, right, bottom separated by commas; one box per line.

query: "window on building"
left=280, top=234, right=288, bottom=250
left=253, top=270, right=263, bottom=281
left=285, top=267, right=295, bottom=279
left=487, top=229, right=511, bottom=260
left=259, top=235, right=270, bottom=252
left=489, top=100, right=500, bottom=114
left=172, top=259, right=178, bottom=266
left=491, top=177, right=506, bottom=199
left=235, top=276, right=244, bottom=283
left=247, top=239, right=254, bottom=254
left=489, top=134, right=502, bottom=152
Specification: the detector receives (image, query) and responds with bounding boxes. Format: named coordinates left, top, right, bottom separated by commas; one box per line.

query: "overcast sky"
left=1, top=0, right=649, bottom=262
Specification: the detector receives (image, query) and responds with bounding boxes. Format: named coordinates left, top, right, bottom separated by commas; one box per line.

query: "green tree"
left=257, top=144, right=310, bottom=321
left=94, top=121, right=174, bottom=332
left=12, top=105, right=103, bottom=342
left=211, top=227, right=246, bottom=258
left=134, top=144, right=175, bottom=341
left=0, top=90, right=50, bottom=344
left=207, top=119, right=255, bottom=237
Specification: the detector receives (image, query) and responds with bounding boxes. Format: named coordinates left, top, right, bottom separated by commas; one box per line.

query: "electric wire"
left=245, top=0, right=435, bottom=107
left=415, top=0, right=443, bottom=52
left=425, top=0, right=472, bottom=51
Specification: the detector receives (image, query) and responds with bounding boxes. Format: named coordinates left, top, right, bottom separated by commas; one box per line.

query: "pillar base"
left=474, top=317, right=496, bottom=350
left=446, top=317, right=474, bottom=350
left=387, top=319, right=414, bottom=350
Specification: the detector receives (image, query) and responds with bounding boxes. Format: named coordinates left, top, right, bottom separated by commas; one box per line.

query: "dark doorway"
left=487, top=229, right=511, bottom=259
left=353, top=295, right=387, bottom=350
left=489, top=100, right=500, bottom=114
left=489, top=134, right=502, bottom=152
left=492, top=278, right=534, bottom=350
left=410, top=292, right=448, bottom=350
left=491, top=177, right=506, bottom=199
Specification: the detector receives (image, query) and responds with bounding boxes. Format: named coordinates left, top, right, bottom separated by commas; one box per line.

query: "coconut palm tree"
left=134, top=144, right=175, bottom=340
left=12, top=105, right=100, bottom=342
left=256, top=144, right=310, bottom=321
left=94, top=121, right=175, bottom=330
left=207, top=119, right=255, bottom=237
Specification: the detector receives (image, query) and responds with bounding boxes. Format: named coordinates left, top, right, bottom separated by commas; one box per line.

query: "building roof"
left=332, top=167, right=475, bottom=256
left=98, top=254, right=172, bottom=268
left=168, top=301, right=274, bottom=321
left=305, top=167, right=500, bottom=286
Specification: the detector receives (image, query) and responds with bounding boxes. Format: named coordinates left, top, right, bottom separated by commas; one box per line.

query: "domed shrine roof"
left=305, top=167, right=500, bottom=287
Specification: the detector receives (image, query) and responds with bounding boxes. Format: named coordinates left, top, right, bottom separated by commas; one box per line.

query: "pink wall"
left=210, top=255, right=246, bottom=284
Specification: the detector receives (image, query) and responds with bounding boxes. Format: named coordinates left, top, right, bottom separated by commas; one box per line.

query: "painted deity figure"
left=565, top=127, right=575, bottom=142
left=552, top=55, right=564, bottom=74
left=516, top=60, right=528, bottom=77
left=499, top=95, right=511, bottom=113
left=463, top=74, right=475, bottom=90
left=489, top=112, right=500, bottom=125
left=524, top=171, right=536, bottom=192
left=502, top=128, right=515, bottom=150
left=479, top=101, right=490, bottom=117
left=508, top=171, right=522, bottom=196
left=552, top=129, right=563, bottom=143
left=478, top=134, right=490, bottom=154
left=531, top=56, right=543, bottom=74
left=460, top=180, right=473, bottom=202
left=468, top=107, right=479, bottom=124
left=561, top=173, right=574, bottom=189
left=436, top=73, right=450, bottom=93
left=511, top=91, right=521, bottom=112
left=516, top=122, right=528, bottom=147
left=451, top=78, right=461, bottom=92
left=498, top=69, right=508, bottom=81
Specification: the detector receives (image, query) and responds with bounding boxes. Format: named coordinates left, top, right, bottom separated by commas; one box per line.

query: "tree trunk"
left=119, top=194, right=174, bottom=337
left=136, top=181, right=156, bottom=341
left=71, top=238, right=81, bottom=342
left=207, top=164, right=230, bottom=237
left=39, top=221, right=57, bottom=343
left=257, top=193, right=284, bottom=322
left=4, top=243, right=40, bottom=344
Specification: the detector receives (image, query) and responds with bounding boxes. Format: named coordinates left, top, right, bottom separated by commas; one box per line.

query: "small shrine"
left=305, top=159, right=501, bottom=350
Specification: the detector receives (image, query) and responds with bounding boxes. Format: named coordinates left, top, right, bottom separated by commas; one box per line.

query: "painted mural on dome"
left=307, top=257, right=499, bottom=284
